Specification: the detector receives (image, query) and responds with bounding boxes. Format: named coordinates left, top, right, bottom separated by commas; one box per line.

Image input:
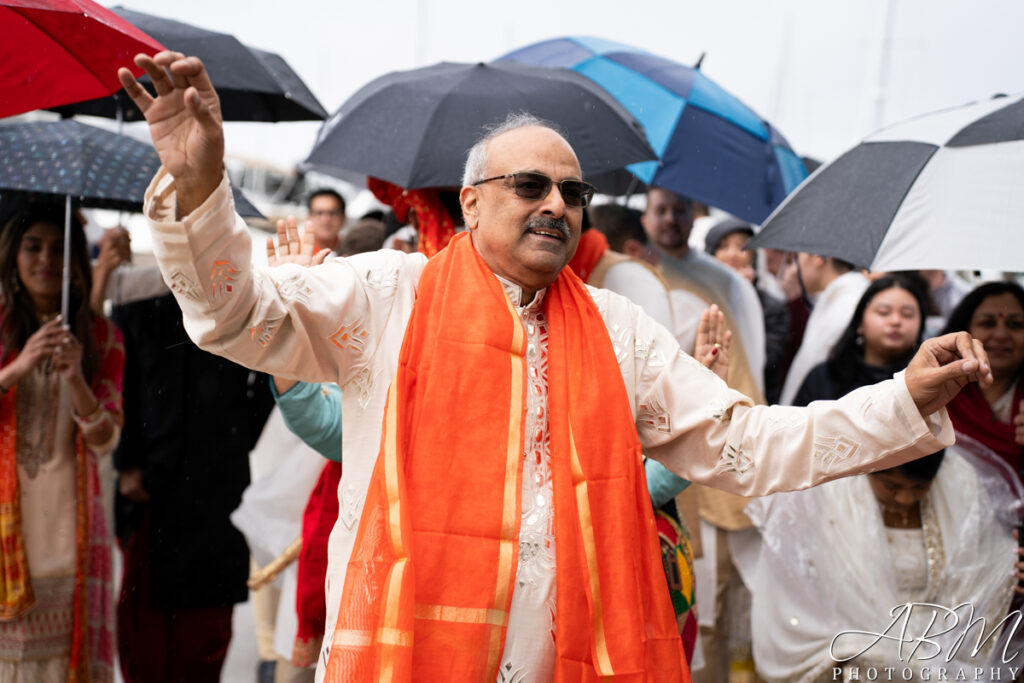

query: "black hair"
left=306, top=188, right=346, bottom=214
left=0, top=202, right=97, bottom=380
left=942, top=280, right=1024, bottom=336
left=941, top=280, right=1024, bottom=383
left=824, top=273, right=931, bottom=392
left=588, top=203, right=647, bottom=252
left=882, top=449, right=946, bottom=483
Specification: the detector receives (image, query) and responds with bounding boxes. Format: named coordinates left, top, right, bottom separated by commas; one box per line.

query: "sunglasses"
left=472, top=172, right=596, bottom=208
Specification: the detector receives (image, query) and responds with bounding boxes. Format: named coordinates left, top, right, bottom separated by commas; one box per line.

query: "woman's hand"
left=694, top=304, right=731, bottom=382
left=51, top=327, right=85, bottom=382
left=9, top=317, right=65, bottom=378
left=119, top=467, right=150, bottom=503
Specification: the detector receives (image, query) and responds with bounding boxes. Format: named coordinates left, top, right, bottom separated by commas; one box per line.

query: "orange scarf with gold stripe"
left=325, top=232, right=688, bottom=681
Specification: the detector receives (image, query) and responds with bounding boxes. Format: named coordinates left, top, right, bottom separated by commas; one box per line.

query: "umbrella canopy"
left=0, top=119, right=263, bottom=218
left=0, top=0, right=164, bottom=119
left=498, top=36, right=807, bottom=222
left=748, top=93, right=1024, bottom=273
left=302, top=60, right=656, bottom=190
left=49, top=6, right=327, bottom=122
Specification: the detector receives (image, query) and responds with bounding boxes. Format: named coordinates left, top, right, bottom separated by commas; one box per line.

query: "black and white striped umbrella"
left=749, top=93, right=1024, bottom=272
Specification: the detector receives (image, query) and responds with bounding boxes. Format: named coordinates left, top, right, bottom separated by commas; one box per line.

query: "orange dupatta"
left=566, top=228, right=609, bottom=282
left=0, top=378, right=31, bottom=619
left=325, top=232, right=688, bottom=681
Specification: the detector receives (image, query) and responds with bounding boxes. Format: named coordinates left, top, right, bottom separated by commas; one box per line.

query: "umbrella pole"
left=61, top=195, right=72, bottom=323
left=116, top=104, right=126, bottom=228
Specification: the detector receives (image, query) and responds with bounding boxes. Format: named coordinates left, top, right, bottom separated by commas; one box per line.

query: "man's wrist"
left=175, top=165, right=225, bottom=219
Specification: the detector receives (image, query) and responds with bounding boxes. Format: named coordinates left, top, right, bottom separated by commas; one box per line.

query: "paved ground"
left=223, top=600, right=260, bottom=683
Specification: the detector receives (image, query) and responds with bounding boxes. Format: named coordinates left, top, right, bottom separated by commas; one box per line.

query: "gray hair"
left=461, top=113, right=568, bottom=187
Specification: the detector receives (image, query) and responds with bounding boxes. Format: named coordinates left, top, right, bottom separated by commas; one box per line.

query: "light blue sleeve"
left=645, top=458, right=690, bottom=508
left=271, top=379, right=343, bottom=462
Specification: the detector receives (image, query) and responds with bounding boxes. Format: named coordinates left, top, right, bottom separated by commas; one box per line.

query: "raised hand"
left=694, top=304, right=731, bottom=381
left=904, top=331, right=993, bottom=416
left=266, top=216, right=331, bottom=268
left=118, top=52, right=224, bottom=216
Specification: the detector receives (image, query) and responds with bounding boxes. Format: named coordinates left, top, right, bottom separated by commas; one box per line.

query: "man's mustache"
left=524, top=216, right=570, bottom=240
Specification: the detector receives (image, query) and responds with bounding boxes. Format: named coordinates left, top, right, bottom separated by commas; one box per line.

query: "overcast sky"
left=110, top=0, right=1024, bottom=171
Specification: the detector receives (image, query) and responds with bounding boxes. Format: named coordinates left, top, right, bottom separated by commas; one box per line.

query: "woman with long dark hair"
left=793, top=274, right=930, bottom=405
left=941, top=281, right=1024, bottom=472
left=0, top=203, right=124, bottom=682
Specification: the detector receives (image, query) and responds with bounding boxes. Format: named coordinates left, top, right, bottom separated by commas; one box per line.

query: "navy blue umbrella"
left=0, top=119, right=263, bottom=320
left=499, top=36, right=807, bottom=222
left=0, top=119, right=263, bottom=216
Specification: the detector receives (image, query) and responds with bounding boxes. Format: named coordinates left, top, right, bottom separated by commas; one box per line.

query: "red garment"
left=567, top=228, right=609, bottom=282
left=292, top=460, right=341, bottom=667
left=325, top=232, right=688, bottom=681
left=367, top=177, right=455, bottom=257
left=947, top=380, right=1023, bottom=473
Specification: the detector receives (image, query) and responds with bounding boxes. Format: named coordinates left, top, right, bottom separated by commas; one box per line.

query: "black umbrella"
left=0, top=119, right=263, bottom=217
left=49, top=6, right=327, bottom=122
left=302, top=61, right=656, bottom=190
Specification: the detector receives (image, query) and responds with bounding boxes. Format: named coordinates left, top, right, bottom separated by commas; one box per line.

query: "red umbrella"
left=0, top=0, right=164, bottom=119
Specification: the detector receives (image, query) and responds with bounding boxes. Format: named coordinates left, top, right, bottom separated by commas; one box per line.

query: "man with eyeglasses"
left=306, top=188, right=347, bottom=255
left=124, top=53, right=990, bottom=683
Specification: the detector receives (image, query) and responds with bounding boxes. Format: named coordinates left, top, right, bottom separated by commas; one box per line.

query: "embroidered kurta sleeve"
left=603, top=292, right=954, bottom=497
left=144, top=169, right=426, bottom=386
left=273, top=380, right=343, bottom=462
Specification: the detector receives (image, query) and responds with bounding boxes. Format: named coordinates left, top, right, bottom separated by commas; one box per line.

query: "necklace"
left=880, top=502, right=917, bottom=528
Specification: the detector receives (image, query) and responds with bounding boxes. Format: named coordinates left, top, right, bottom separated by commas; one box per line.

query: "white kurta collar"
left=495, top=274, right=548, bottom=310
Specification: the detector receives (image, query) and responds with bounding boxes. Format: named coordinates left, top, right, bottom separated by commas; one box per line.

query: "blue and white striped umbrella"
left=498, top=36, right=807, bottom=223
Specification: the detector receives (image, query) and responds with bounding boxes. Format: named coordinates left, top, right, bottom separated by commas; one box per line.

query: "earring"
left=856, top=334, right=864, bottom=346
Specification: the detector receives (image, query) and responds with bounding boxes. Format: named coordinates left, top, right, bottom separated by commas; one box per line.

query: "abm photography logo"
left=829, top=602, right=1022, bottom=681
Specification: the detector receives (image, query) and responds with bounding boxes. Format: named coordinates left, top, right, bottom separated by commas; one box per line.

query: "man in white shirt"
left=120, top=52, right=990, bottom=683
left=779, top=252, right=870, bottom=405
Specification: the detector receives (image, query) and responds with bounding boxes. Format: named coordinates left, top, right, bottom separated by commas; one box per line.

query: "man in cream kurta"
left=123, top=52, right=990, bottom=682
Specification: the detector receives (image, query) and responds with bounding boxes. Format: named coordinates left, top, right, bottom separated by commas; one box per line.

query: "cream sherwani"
left=144, top=172, right=952, bottom=681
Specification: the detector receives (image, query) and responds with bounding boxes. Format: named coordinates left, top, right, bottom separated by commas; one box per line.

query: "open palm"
left=118, top=52, right=224, bottom=210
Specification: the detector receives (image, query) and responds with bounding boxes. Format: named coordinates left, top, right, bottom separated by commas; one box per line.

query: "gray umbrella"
left=303, top=60, right=656, bottom=190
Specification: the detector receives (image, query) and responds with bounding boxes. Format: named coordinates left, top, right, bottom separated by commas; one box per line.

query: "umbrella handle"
left=61, top=195, right=72, bottom=324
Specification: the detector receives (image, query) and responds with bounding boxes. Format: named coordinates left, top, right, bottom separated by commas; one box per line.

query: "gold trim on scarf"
left=379, top=381, right=412, bottom=680
left=415, top=604, right=509, bottom=626
left=567, top=423, right=614, bottom=674
left=333, top=628, right=413, bottom=649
